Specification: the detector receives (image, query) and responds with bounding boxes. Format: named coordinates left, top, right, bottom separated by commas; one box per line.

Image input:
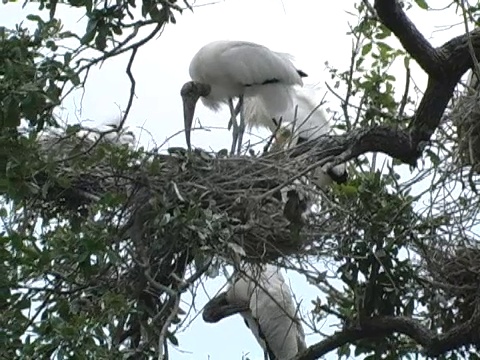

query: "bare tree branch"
left=294, top=313, right=480, bottom=360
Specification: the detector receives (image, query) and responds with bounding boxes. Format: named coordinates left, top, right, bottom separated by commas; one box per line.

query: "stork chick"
left=245, top=88, right=348, bottom=189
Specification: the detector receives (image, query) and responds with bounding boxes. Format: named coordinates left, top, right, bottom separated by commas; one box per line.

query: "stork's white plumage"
left=466, top=68, right=480, bottom=91
left=180, top=40, right=307, bottom=155
left=202, top=264, right=306, bottom=360
left=245, top=88, right=348, bottom=189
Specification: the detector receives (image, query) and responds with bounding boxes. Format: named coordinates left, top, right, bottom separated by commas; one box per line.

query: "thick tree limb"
left=374, top=0, right=445, bottom=77
left=293, top=315, right=480, bottom=360
left=409, top=77, right=457, bottom=144
left=293, top=125, right=417, bottom=167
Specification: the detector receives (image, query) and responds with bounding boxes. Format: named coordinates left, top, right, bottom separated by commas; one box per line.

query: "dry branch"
left=294, top=314, right=480, bottom=360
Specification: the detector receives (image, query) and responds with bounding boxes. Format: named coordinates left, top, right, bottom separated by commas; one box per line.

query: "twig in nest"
left=263, top=116, right=284, bottom=154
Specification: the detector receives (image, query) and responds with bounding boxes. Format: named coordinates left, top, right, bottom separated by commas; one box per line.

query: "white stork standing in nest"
left=202, top=264, right=306, bottom=360
left=180, top=40, right=307, bottom=155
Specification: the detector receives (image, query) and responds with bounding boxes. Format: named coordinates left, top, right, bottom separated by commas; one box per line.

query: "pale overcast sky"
left=0, top=1, right=467, bottom=359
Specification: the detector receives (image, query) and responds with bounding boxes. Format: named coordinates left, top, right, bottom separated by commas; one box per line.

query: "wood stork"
left=180, top=40, right=307, bottom=155
left=244, top=88, right=348, bottom=189
left=202, top=264, right=306, bottom=360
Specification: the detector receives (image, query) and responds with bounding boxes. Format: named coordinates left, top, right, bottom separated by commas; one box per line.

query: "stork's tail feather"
left=248, top=84, right=295, bottom=122
left=297, top=69, right=308, bottom=78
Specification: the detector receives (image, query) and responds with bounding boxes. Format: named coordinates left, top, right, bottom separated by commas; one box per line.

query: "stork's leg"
left=228, top=98, right=239, bottom=156
left=235, top=95, right=245, bottom=155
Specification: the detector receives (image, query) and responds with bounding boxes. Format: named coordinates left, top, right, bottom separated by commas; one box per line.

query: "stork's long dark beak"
left=202, top=292, right=250, bottom=323
left=182, top=94, right=199, bottom=151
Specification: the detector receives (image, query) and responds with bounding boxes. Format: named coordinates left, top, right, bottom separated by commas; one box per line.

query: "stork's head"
left=180, top=81, right=211, bottom=150
left=202, top=291, right=249, bottom=323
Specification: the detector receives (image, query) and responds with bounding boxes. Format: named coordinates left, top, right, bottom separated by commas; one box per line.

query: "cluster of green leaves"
left=0, top=128, right=242, bottom=358
left=1, top=0, right=183, bottom=135
left=1, top=26, right=59, bottom=130
left=0, top=134, right=129, bottom=357
left=312, top=171, right=421, bottom=359
left=328, top=1, right=414, bottom=135
left=0, top=1, right=201, bottom=353
left=78, top=0, right=180, bottom=52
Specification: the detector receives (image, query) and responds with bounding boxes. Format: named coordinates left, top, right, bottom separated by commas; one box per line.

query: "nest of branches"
left=30, top=127, right=334, bottom=263
left=451, top=90, right=480, bottom=174
left=423, top=243, right=480, bottom=327
left=6, top=125, right=348, bottom=354
left=13, top=126, right=346, bottom=354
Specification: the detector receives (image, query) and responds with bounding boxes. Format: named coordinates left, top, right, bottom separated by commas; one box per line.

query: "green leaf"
left=80, top=18, right=98, bottom=45
left=425, top=149, right=440, bottom=166
left=340, top=184, right=358, bottom=196
left=95, top=25, right=108, bottom=51
left=45, top=40, right=57, bottom=51
left=4, top=95, right=21, bottom=128
left=85, top=0, right=93, bottom=12
left=26, top=14, right=44, bottom=23
left=111, top=25, right=123, bottom=35
left=378, top=41, right=393, bottom=52
left=58, top=30, right=77, bottom=39
left=66, top=124, right=82, bottom=135
left=68, top=0, right=85, bottom=7
left=414, top=0, right=429, bottom=9
left=63, top=52, right=72, bottom=65
left=361, top=42, right=372, bottom=56
left=166, top=331, right=179, bottom=346
left=148, top=5, right=164, bottom=22
left=21, top=92, right=45, bottom=121
left=141, top=0, right=151, bottom=17
left=67, top=70, right=81, bottom=86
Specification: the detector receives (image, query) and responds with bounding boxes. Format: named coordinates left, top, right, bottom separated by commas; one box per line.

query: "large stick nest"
left=451, top=88, right=480, bottom=174
left=422, top=243, right=480, bottom=327
left=27, top=127, right=337, bottom=263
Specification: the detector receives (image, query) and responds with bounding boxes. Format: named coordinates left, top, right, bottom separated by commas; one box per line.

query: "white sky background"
left=0, top=0, right=472, bottom=359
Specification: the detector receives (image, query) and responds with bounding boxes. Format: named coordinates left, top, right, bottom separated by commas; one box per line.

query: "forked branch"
left=299, top=0, right=480, bottom=171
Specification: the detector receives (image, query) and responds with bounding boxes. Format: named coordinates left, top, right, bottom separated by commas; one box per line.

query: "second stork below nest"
left=203, top=264, right=306, bottom=360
